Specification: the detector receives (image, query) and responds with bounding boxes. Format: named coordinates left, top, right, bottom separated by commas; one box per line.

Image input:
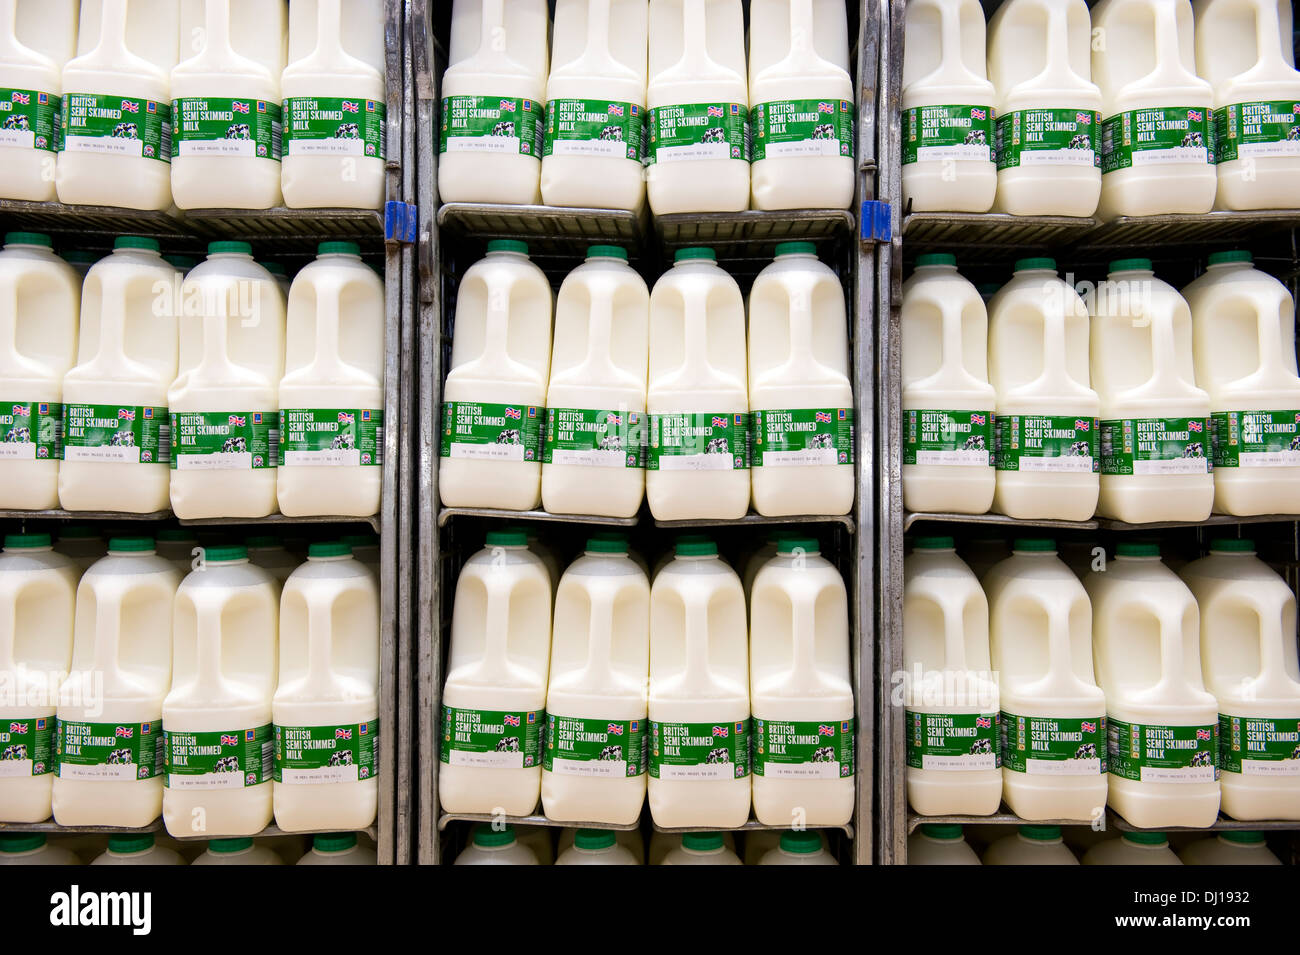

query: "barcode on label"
left=261, top=742, right=273, bottom=780
left=271, top=121, right=282, bottom=158
left=267, top=428, right=279, bottom=464
left=157, top=425, right=171, bottom=464
left=159, top=122, right=172, bottom=160
left=374, top=426, right=383, bottom=466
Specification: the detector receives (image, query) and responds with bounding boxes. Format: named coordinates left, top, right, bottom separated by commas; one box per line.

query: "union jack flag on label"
left=707, top=105, right=724, bottom=117
left=819, top=724, right=836, bottom=736
left=220, top=734, right=239, bottom=746
left=607, top=723, right=624, bottom=736
left=116, top=726, right=133, bottom=738
left=504, top=407, right=521, bottom=420
left=232, top=101, right=250, bottom=114
left=815, top=411, right=833, bottom=423
left=503, top=714, right=520, bottom=727
left=342, top=100, right=359, bottom=113
left=1075, top=419, right=1091, bottom=431
left=121, top=100, right=139, bottom=113
left=11, top=91, right=28, bottom=105
left=336, top=728, right=353, bottom=740
left=975, top=716, right=992, bottom=729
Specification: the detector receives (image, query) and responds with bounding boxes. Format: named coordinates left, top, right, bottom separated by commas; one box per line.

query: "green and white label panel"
left=751, top=98, right=853, bottom=161
left=1214, top=100, right=1300, bottom=163
left=753, top=718, right=854, bottom=779
left=1001, top=713, right=1106, bottom=775
left=542, top=407, right=646, bottom=469
left=543, top=98, right=643, bottom=161
left=1219, top=714, right=1300, bottom=776
left=543, top=715, right=647, bottom=778
left=284, top=96, right=385, bottom=158
left=62, top=93, right=171, bottom=161
left=440, top=400, right=542, bottom=462
left=647, top=411, right=749, bottom=471
left=902, top=104, right=993, bottom=164
left=163, top=724, right=273, bottom=789
left=995, top=108, right=1100, bottom=169
left=440, top=706, right=544, bottom=769
left=273, top=720, right=378, bottom=784
left=0, top=716, right=53, bottom=777
left=646, top=102, right=748, bottom=164
left=1107, top=718, right=1218, bottom=783
left=0, top=400, right=61, bottom=461
left=1211, top=410, right=1300, bottom=468
left=279, top=408, right=383, bottom=467
left=750, top=407, right=854, bottom=467
left=1100, top=107, right=1211, bottom=173
left=648, top=719, right=750, bottom=780
left=906, top=710, right=1000, bottom=771
left=0, top=88, right=61, bottom=151
left=994, top=414, right=1098, bottom=472
left=1099, top=416, right=1211, bottom=475
left=171, top=411, right=277, bottom=470
left=63, top=403, right=169, bottom=464
left=172, top=97, right=282, bottom=159
left=439, top=95, right=543, bottom=157
left=903, top=408, right=992, bottom=467
left=55, top=719, right=163, bottom=780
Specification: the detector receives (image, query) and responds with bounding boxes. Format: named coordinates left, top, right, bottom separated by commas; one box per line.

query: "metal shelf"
left=437, top=507, right=639, bottom=529
left=178, top=513, right=381, bottom=533
left=182, top=207, right=385, bottom=244
left=437, top=812, right=641, bottom=832
left=1110, top=815, right=1300, bottom=833
left=436, top=203, right=646, bottom=257
left=900, top=212, right=1098, bottom=253
left=903, top=511, right=1098, bottom=532
left=1075, top=209, right=1300, bottom=252
left=0, top=818, right=378, bottom=840
left=0, top=199, right=193, bottom=243
left=906, top=812, right=1093, bottom=834
left=656, top=511, right=856, bottom=532
left=0, top=509, right=378, bottom=532
left=907, top=809, right=1300, bottom=835
left=902, top=511, right=1300, bottom=534
left=653, top=818, right=854, bottom=837
left=0, top=508, right=172, bottom=522
left=655, top=208, right=854, bottom=256
left=1096, top=513, right=1300, bottom=532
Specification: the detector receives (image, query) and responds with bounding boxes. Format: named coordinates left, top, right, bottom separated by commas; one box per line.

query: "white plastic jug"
left=0, top=233, right=80, bottom=509
left=77, top=0, right=180, bottom=74
left=53, top=536, right=180, bottom=828
left=438, top=0, right=548, bottom=205
left=645, top=0, right=749, bottom=214
left=245, top=535, right=297, bottom=583
left=902, top=537, right=1002, bottom=816
left=288, top=0, right=384, bottom=76
left=53, top=526, right=103, bottom=572
left=1092, top=258, right=1214, bottom=523
left=277, top=241, right=384, bottom=518
left=984, top=539, right=1108, bottom=822
left=1183, top=250, right=1300, bottom=516
left=440, top=530, right=551, bottom=816
left=90, top=832, right=184, bottom=864
left=541, top=245, right=649, bottom=519
left=272, top=543, right=379, bottom=832
left=261, top=260, right=291, bottom=302
left=557, top=823, right=642, bottom=861
left=907, top=823, right=982, bottom=864
left=439, top=240, right=551, bottom=512
left=168, top=241, right=286, bottom=520
left=0, top=832, right=80, bottom=864
left=648, top=827, right=734, bottom=863
left=1179, top=830, right=1282, bottom=864
left=341, top=533, right=379, bottom=572
left=63, top=250, right=101, bottom=278
left=983, top=825, right=1080, bottom=864
left=452, top=825, right=539, bottom=865
left=1082, top=831, right=1182, bottom=864
left=180, top=0, right=287, bottom=79
left=988, top=258, right=1100, bottom=521
left=154, top=528, right=197, bottom=573
left=647, top=537, right=750, bottom=828
left=1091, top=0, right=1216, bottom=219
left=748, top=0, right=854, bottom=210
left=0, top=0, right=62, bottom=201
left=295, top=831, right=377, bottom=864
left=646, top=247, right=749, bottom=521
left=660, top=830, right=742, bottom=864
left=741, top=826, right=826, bottom=864
left=741, top=530, right=795, bottom=600
left=1179, top=539, right=1300, bottom=820
left=16, top=0, right=79, bottom=69
left=1086, top=542, right=1221, bottom=829
left=0, top=534, right=77, bottom=823
left=900, top=0, right=997, bottom=213
left=900, top=254, right=996, bottom=515
left=758, top=829, right=838, bottom=865
left=555, top=828, right=639, bottom=864
left=191, top=837, right=284, bottom=865
left=58, top=236, right=178, bottom=515
left=748, top=243, right=854, bottom=517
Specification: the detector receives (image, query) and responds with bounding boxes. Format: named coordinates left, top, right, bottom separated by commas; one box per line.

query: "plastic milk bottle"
left=0, top=0, right=63, bottom=201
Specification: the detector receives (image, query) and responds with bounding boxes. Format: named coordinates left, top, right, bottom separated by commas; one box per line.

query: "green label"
left=63, top=403, right=169, bottom=465
left=55, top=719, right=162, bottom=780
left=61, top=93, right=171, bottom=162
left=902, top=104, right=993, bottom=165
left=439, top=94, right=542, bottom=157
left=751, top=407, right=854, bottom=467
left=0, top=88, right=61, bottom=151
left=542, top=407, right=645, bottom=469
left=993, top=414, right=1099, bottom=472
left=648, top=719, right=750, bottom=780
left=751, top=98, right=853, bottom=162
left=1213, top=100, right=1300, bottom=164
left=1100, top=107, right=1211, bottom=174
left=172, top=97, right=282, bottom=160
left=646, top=102, right=749, bottom=165
left=902, top=408, right=992, bottom=467
left=284, top=96, right=385, bottom=158
left=171, top=411, right=277, bottom=470
left=1100, top=417, right=1211, bottom=475
left=279, top=408, right=383, bottom=467
left=273, top=720, right=378, bottom=784
left=543, top=715, right=646, bottom=777
left=0, top=716, right=54, bottom=778
left=543, top=98, right=643, bottom=162
left=440, top=400, right=543, bottom=463
left=0, top=400, right=62, bottom=462
left=905, top=710, right=999, bottom=771
left=1001, top=713, right=1106, bottom=775
left=1211, top=410, right=1300, bottom=468
left=995, top=108, right=1100, bottom=170
left=163, top=724, right=273, bottom=789
left=1107, top=718, right=1218, bottom=782
left=646, top=412, right=749, bottom=471
left=753, top=717, right=854, bottom=778
left=440, top=706, right=544, bottom=769
left=1219, top=714, right=1300, bottom=776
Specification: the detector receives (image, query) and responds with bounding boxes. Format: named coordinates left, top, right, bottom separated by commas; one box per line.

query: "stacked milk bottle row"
left=438, top=241, right=855, bottom=520
left=439, top=530, right=854, bottom=829
left=0, top=0, right=387, bottom=210
left=438, top=0, right=855, bottom=213
left=0, top=534, right=381, bottom=836
left=0, top=231, right=385, bottom=519
left=904, top=536, right=1300, bottom=829
left=902, top=0, right=1300, bottom=217
left=901, top=251, right=1300, bottom=522
left=0, top=830, right=377, bottom=865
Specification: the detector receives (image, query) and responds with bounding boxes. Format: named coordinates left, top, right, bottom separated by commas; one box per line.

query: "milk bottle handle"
left=482, top=276, right=532, bottom=382
left=753, top=273, right=820, bottom=387
left=91, top=269, right=147, bottom=377
left=480, top=567, right=514, bottom=677
left=0, top=582, right=16, bottom=671
left=788, top=578, right=821, bottom=694
left=1037, top=304, right=1070, bottom=390
left=680, top=582, right=715, bottom=695
left=1043, top=601, right=1090, bottom=694
left=1250, top=0, right=1290, bottom=73
left=310, top=273, right=346, bottom=375
left=1150, top=0, right=1191, bottom=83
left=92, top=0, right=131, bottom=59
left=678, top=275, right=745, bottom=393
left=579, top=582, right=617, bottom=687
left=0, top=276, right=35, bottom=377
left=305, top=595, right=334, bottom=687
left=1152, top=601, right=1187, bottom=696
left=1041, top=1, right=1077, bottom=84
left=572, top=0, right=636, bottom=80
left=678, top=0, right=717, bottom=72
left=1251, top=284, right=1295, bottom=381
left=92, top=581, right=122, bottom=681
left=1128, top=291, right=1182, bottom=396
left=203, top=0, right=235, bottom=56
left=934, top=0, right=983, bottom=86
left=194, top=591, right=226, bottom=698
left=0, top=0, right=38, bottom=61
left=933, top=296, right=987, bottom=392
left=1251, top=588, right=1295, bottom=687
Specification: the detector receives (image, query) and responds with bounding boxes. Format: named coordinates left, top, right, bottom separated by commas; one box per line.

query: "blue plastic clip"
left=860, top=200, right=892, bottom=243
left=385, top=201, right=418, bottom=243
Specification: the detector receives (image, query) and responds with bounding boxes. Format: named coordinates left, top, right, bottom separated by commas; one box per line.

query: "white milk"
left=1179, top=830, right=1282, bottom=864
left=1195, top=0, right=1300, bottom=209
left=288, top=0, right=384, bottom=76
left=1179, top=540, right=1300, bottom=820
left=1092, top=259, right=1213, bottom=523
left=1082, top=831, right=1182, bottom=864
left=557, top=823, right=643, bottom=862
left=0, top=534, right=77, bottom=823
left=902, top=538, right=1002, bottom=816
left=277, top=242, right=385, bottom=518
left=53, top=526, right=103, bottom=572
left=1183, top=251, right=1300, bottom=516
left=438, top=241, right=551, bottom=512
left=53, top=537, right=180, bottom=828
left=91, top=833, right=184, bottom=864
left=452, top=825, right=539, bottom=865
left=741, top=826, right=827, bottom=864
left=154, top=529, right=198, bottom=573
left=541, top=0, right=647, bottom=210
left=555, top=828, right=639, bottom=865
left=1086, top=543, right=1221, bottom=829
left=907, top=824, right=982, bottom=864
left=647, top=538, right=750, bottom=828
left=440, top=531, right=551, bottom=816
left=272, top=544, right=379, bottom=832
left=438, top=0, right=547, bottom=205
left=191, top=837, right=284, bottom=865
left=16, top=0, right=79, bottom=69
left=280, top=0, right=386, bottom=210
left=180, top=0, right=286, bottom=78
left=982, top=825, right=1079, bottom=864
left=741, top=530, right=794, bottom=600
left=758, top=829, right=838, bottom=865
left=901, top=255, right=996, bottom=515
left=295, top=831, right=377, bottom=865
left=646, top=248, right=749, bottom=521
left=541, top=246, right=649, bottom=519
left=58, top=237, right=178, bottom=515
left=58, top=0, right=173, bottom=210
left=988, top=258, right=1100, bottom=522
left=168, top=242, right=286, bottom=520
left=0, top=233, right=79, bottom=509
left=984, top=539, right=1108, bottom=821
left=245, top=535, right=298, bottom=583
left=0, top=0, right=62, bottom=201
left=751, top=538, right=854, bottom=827
left=1091, top=0, right=1216, bottom=219
left=900, top=0, right=997, bottom=213
left=748, top=243, right=854, bottom=517
left=0, top=832, right=80, bottom=864
left=660, top=830, right=742, bottom=865
left=748, top=0, right=854, bottom=210
left=648, top=827, right=734, bottom=864
left=645, top=0, right=749, bottom=214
